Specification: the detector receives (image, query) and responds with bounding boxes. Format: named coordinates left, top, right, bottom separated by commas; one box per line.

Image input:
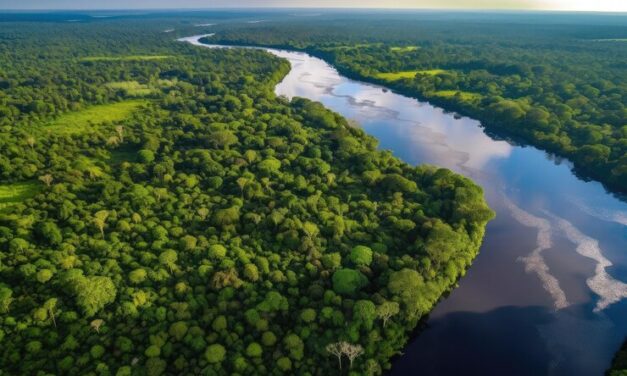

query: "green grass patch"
left=44, top=100, right=148, bottom=135
left=376, top=71, right=419, bottom=80
left=106, top=80, right=177, bottom=97
left=433, top=90, right=482, bottom=101
left=417, top=69, right=446, bottom=76
left=390, top=46, right=419, bottom=52
left=0, top=182, right=41, bottom=209
left=327, top=43, right=381, bottom=51
left=80, top=55, right=173, bottom=62
left=375, top=69, right=446, bottom=81
left=106, top=81, right=155, bottom=96
left=108, top=149, right=139, bottom=164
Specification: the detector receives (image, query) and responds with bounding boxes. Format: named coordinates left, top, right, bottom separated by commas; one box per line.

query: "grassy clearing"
left=376, top=71, right=419, bottom=80
left=0, top=182, right=40, bottom=209
left=108, top=149, right=139, bottom=164
left=375, top=69, right=446, bottom=81
left=106, top=80, right=177, bottom=97
left=44, top=100, right=148, bottom=135
left=106, top=81, right=155, bottom=96
left=80, top=55, right=173, bottom=62
left=390, top=46, right=419, bottom=52
left=328, top=43, right=380, bottom=51
left=433, top=90, right=482, bottom=101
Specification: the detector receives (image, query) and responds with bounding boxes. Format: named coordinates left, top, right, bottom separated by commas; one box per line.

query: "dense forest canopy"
left=0, top=14, right=494, bottom=375
left=205, top=11, right=627, bottom=195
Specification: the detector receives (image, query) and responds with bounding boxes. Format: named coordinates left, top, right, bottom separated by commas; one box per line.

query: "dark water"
left=181, top=35, right=627, bottom=376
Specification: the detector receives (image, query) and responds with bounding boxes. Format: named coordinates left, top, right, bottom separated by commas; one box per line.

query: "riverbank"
left=190, top=34, right=627, bottom=375
left=202, top=37, right=627, bottom=201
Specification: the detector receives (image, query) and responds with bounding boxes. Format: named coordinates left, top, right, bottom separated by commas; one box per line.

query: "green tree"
left=205, top=344, right=226, bottom=364
left=332, top=268, right=367, bottom=295
left=75, top=276, right=117, bottom=317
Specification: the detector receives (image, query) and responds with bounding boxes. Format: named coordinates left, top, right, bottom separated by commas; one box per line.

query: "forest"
left=207, top=12, right=627, bottom=195
left=0, top=15, right=494, bottom=375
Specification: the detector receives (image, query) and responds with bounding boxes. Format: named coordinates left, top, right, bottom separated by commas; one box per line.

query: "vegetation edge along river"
left=0, top=20, right=494, bottom=375
left=203, top=19, right=627, bottom=199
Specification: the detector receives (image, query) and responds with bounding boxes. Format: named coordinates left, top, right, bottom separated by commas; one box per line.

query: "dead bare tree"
left=341, top=342, right=364, bottom=369
left=115, top=125, right=125, bottom=143
left=326, top=342, right=344, bottom=370
left=39, top=174, right=53, bottom=187
left=90, top=319, right=104, bottom=333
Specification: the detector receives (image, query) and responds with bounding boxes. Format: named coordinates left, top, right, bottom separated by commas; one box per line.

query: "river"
left=180, top=34, right=627, bottom=376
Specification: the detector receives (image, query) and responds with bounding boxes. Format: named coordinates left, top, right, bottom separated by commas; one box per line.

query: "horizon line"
left=1, top=7, right=626, bottom=14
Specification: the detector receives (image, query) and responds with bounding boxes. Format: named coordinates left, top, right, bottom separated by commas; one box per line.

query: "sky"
left=0, top=0, right=625, bottom=12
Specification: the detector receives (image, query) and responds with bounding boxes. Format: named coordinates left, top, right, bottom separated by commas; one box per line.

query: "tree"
left=179, top=235, right=197, bottom=251
left=302, top=221, right=319, bottom=240
left=376, top=301, right=400, bottom=327
left=326, top=342, right=343, bottom=370
left=159, top=250, right=178, bottom=272
left=39, top=174, right=53, bottom=187
left=36, top=221, right=62, bottom=246
left=350, top=245, right=373, bottom=266
left=246, top=342, right=263, bottom=357
left=257, top=158, right=281, bottom=175
left=36, top=269, right=53, bottom=283
left=213, top=206, right=240, bottom=227
left=208, top=244, right=227, bottom=259
left=26, top=135, right=36, bottom=149
left=43, top=298, right=58, bottom=327
left=300, top=308, right=317, bottom=323
left=169, top=321, right=188, bottom=341
left=236, top=177, right=249, bottom=198
left=115, top=125, right=125, bottom=142
left=93, top=210, right=110, bottom=238
left=197, top=207, right=209, bottom=220
left=90, top=318, right=104, bottom=333
left=284, top=334, right=304, bottom=360
left=0, top=285, right=13, bottom=313
left=75, top=276, right=117, bottom=317
left=353, top=300, right=376, bottom=330
left=341, top=342, right=364, bottom=369
left=322, top=252, right=342, bottom=269
left=210, top=130, right=238, bottom=149
left=129, top=268, right=147, bottom=284
left=138, top=149, right=155, bottom=163
left=332, top=268, right=367, bottom=295
left=205, top=344, right=226, bottom=363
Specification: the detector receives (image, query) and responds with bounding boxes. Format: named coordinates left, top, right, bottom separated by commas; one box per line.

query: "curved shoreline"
left=199, top=37, right=627, bottom=202
left=181, top=33, right=627, bottom=376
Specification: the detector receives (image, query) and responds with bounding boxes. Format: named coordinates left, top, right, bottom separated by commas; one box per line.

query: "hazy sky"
left=1, top=0, right=625, bottom=12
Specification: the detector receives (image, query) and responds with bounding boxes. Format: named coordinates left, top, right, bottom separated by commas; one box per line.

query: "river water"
left=181, top=34, right=627, bottom=376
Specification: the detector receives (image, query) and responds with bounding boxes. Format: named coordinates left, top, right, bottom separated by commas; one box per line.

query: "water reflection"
left=182, top=35, right=627, bottom=376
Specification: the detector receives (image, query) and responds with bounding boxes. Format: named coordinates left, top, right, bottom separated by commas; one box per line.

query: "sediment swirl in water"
left=549, top=214, right=627, bottom=312
left=505, top=199, right=569, bottom=310
left=567, top=196, right=627, bottom=227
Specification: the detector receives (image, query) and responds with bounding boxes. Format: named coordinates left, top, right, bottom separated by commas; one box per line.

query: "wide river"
left=181, top=34, right=627, bottom=376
